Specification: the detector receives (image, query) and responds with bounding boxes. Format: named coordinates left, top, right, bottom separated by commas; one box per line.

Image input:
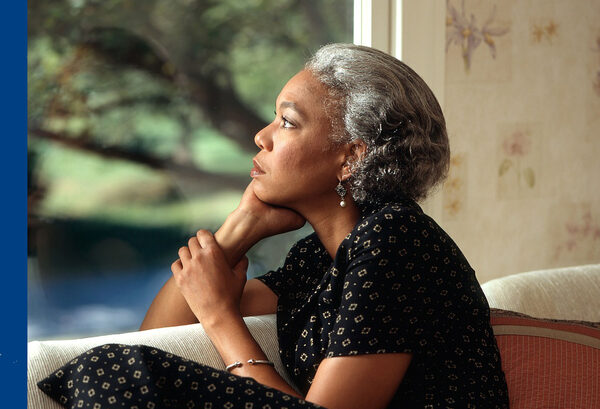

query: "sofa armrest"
left=28, top=314, right=288, bottom=409
left=481, top=263, right=600, bottom=321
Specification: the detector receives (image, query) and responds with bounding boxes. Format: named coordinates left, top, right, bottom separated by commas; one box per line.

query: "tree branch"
left=29, top=128, right=250, bottom=190
left=81, top=26, right=266, bottom=153
left=91, top=95, right=172, bottom=114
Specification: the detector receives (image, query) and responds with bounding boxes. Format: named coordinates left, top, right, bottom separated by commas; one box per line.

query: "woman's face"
left=251, top=70, right=347, bottom=208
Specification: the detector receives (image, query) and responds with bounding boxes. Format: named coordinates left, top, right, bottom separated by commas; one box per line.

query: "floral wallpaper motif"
left=446, top=0, right=509, bottom=72
left=443, top=0, right=599, bottom=281
left=497, top=124, right=541, bottom=200
left=498, top=130, right=535, bottom=189
left=554, top=207, right=600, bottom=262
left=531, top=20, right=559, bottom=44
left=442, top=153, right=467, bottom=220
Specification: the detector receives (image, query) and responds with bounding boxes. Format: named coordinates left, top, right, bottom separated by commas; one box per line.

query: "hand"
left=235, top=180, right=306, bottom=239
left=171, top=229, right=248, bottom=327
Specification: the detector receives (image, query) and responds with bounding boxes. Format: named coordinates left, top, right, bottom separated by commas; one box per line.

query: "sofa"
left=28, top=263, right=600, bottom=408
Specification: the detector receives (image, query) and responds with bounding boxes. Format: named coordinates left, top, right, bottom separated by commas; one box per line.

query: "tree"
left=28, top=0, right=352, bottom=205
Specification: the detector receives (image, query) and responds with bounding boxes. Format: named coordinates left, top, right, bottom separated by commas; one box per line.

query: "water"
left=28, top=262, right=170, bottom=341
left=27, top=258, right=269, bottom=341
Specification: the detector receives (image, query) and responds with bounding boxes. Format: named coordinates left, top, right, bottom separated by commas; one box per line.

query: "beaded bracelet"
left=225, top=359, right=275, bottom=372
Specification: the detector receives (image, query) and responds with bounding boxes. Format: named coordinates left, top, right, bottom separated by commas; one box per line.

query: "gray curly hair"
left=305, top=43, right=449, bottom=204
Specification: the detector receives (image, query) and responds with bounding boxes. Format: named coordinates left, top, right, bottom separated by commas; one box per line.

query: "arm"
left=175, top=207, right=421, bottom=408
left=140, top=181, right=302, bottom=330
left=139, top=273, right=276, bottom=330
left=205, top=308, right=412, bottom=407
left=140, top=211, right=264, bottom=330
left=175, top=230, right=412, bottom=408
left=305, top=354, right=412, bottom=409
left=171, top=229, right=303, bottom=398
left=240, top=278, right=278, bottom=317
left=203, top=309, right=303, bottom=398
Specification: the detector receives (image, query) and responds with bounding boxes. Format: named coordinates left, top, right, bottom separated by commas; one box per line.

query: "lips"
left=251, top=159, right=266, bottom=177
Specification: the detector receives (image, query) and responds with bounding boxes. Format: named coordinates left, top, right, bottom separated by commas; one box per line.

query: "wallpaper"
left=441, top=0, right=600, bottom=282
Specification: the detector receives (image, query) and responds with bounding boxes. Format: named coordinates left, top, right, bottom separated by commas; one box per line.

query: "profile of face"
left=251, top=70, right=348, bottom=209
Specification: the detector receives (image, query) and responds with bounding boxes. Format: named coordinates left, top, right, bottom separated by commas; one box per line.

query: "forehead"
left=276, top=70, right=329, bottom=115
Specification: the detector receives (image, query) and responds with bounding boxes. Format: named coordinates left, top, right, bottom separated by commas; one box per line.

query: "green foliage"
left=28, top=0, right=352, bottom=273
left=191, top=127, right=254, bottom=174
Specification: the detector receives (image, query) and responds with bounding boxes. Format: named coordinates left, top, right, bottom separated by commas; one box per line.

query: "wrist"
left=214, top=210, right=262, bottom=266
left=201, top=308, right=244, bottom=339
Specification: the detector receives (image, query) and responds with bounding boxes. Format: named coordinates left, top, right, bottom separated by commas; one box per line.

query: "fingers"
left=178, top=246, right=191, bottom=261
left=176, top=231, right=218, bottom=268
left=196, top=229, right=217, bottom=249
left=171, top=259, right=182, bottom=274
left=188, top=236, right=201, bottom=255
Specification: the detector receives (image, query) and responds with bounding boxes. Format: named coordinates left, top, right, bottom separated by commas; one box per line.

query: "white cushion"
left=481, top=264, right=600, bottom=321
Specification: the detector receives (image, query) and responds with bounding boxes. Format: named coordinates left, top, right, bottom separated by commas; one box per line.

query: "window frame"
left=353, top=0, right=445, bottom=216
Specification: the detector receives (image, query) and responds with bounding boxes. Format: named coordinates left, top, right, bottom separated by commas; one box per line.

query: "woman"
left=40, top=44, right=509, bottom=409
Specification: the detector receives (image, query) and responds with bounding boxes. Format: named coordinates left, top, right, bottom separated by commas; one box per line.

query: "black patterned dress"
left=256, top=199, right=509, bottom=408
left=39, top=199, right=509, bottom=409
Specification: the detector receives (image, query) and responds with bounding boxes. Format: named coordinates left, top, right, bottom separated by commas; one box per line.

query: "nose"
left=254, top=124, right=273, bottom=151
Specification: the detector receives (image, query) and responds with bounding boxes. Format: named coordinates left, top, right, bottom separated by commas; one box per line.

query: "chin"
left=254, top=183, right=295, bottom=208
left=253, top=183, right=281, bottom=204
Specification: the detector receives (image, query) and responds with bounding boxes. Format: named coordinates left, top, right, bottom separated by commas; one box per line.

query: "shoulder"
left=341, top=200, right=459, bottom=269
left=350, top=201, right=432, bottom=244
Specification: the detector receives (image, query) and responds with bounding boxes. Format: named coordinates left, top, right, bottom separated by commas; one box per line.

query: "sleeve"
left=326, top=209, right=435, bottom=358
left=255, top=234, right=312, bottom=298
left=255, top=265, right=289, bottom=298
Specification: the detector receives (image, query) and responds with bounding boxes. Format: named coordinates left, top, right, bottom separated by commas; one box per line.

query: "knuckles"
left=202, top=245, right=218, bottom=258
left=172, top=230, right=222, bottom=284
left=196, top=229, right=214, bottom=242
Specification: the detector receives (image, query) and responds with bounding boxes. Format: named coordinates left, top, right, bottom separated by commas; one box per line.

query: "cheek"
left=274, top=144, right=305, bottom=170
left=280, top=146, right=298, bottom=164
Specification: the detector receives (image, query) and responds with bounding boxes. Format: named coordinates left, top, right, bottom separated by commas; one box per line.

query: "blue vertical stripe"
left=0, top=1, right=27, bottom=407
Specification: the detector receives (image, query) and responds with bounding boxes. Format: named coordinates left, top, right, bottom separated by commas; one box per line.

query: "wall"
left=438, top=0, right=600, bottom=282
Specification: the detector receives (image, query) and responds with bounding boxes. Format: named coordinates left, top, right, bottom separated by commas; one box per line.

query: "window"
left=28, top=0, right=353, bottom=340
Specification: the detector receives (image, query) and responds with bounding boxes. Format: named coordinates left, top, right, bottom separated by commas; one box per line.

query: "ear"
left=339, top=140, right=367, bottom=181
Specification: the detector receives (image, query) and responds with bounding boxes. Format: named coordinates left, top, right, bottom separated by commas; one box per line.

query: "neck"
left=295, top=197, right=361, bottom=260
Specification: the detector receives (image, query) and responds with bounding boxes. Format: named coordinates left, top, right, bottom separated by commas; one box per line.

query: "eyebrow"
left=278, top=101, right=305, bottom=119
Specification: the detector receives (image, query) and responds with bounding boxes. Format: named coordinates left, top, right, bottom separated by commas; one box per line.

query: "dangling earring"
left=335, top=180, right=347, bottom=208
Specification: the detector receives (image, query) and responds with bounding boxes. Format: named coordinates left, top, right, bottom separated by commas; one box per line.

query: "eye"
left=273, top=110, right=296, bottom=129
left=282, top=116, right=295, bottom=129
